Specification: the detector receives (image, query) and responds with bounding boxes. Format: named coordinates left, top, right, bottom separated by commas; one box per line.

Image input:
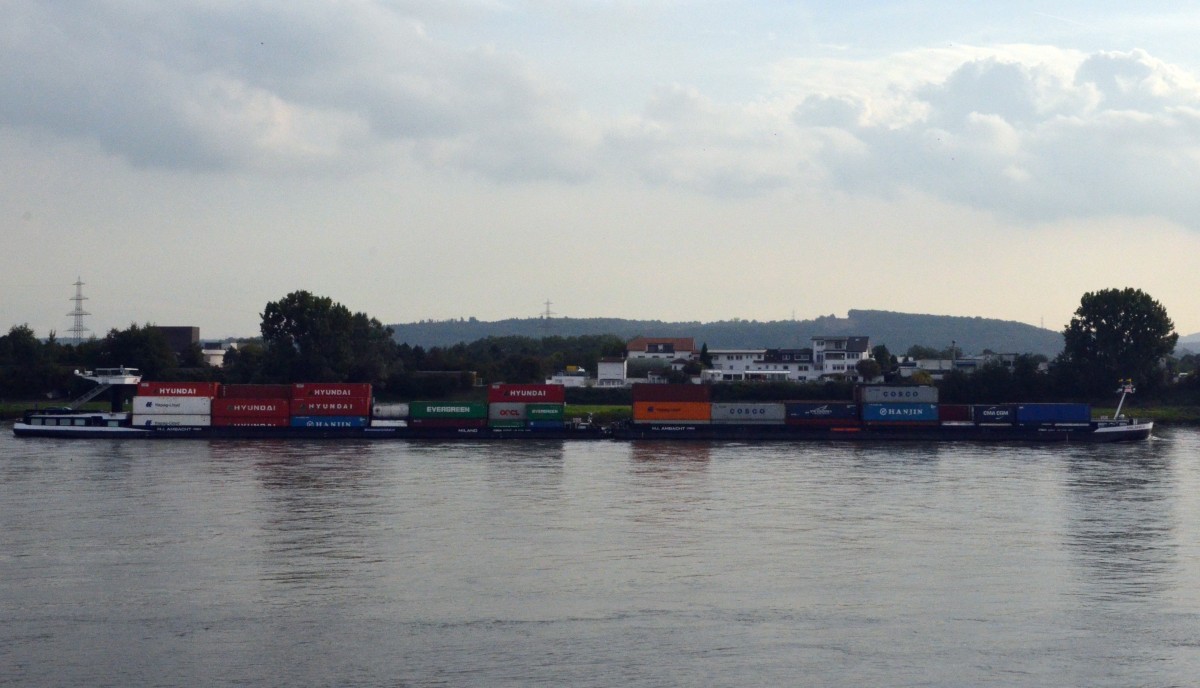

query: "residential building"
left=596, top=358, right=628, bottom=387
left=626, top=337, right=697, bottom=361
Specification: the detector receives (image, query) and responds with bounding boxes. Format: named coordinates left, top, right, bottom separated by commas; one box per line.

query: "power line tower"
left=66, top=277, right=91, bottom=344
left=540, top=299, right=555, bottom=336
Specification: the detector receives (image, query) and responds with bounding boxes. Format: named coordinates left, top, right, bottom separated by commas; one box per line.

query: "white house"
left=626, top=337, right=697, bottom=361
left=596, top=358, right=628, bottom=387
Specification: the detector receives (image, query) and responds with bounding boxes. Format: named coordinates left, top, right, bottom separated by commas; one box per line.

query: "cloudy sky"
left=4, top=1, right=1200, bottom=342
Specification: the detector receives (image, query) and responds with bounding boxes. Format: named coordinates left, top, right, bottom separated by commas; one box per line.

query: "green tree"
left=1060, top=288, right=1178, bottom=395
left=855, top=358, right=882, bottom=381
left=260, top=291, right=396, bottom=383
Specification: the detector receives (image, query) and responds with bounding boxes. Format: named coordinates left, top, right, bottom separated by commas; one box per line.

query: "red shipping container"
left=938, top=404, right=972, bottom=422
left=137, top=381, right=220, bottom=397
left=408, top=418, right=488, bottom=429
left=487, top=384, right=566, bottom=404
left=221, top=384, right=292, bottom=399
left=631, top=383, right=711, bottom=403
left=211, top=416, right=290, bottom=427
left=291, top=397, right=371, bottom=416
left=211, top=398, right=290, bottom=417
left=292, top=382, right=372, bottom=400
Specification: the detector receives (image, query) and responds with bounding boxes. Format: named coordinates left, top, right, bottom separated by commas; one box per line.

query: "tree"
left=260, top=291, right=396, bottom=383
left=1060, top=288, right=1178, bottom=395
left=855, top=358, right=882, bottom=382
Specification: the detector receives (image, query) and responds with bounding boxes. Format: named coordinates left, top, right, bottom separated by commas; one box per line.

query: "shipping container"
left=972, top=404, right=1016, bottom=424
left=632, top=401, right=711, bottom=423
left=368, top=419, right=407, bottom=428
left=211, top=416, right=290, bottom=428
left=137, top=381, right=220, bottom=397
left=211, top=398, right=290, bottom=417
left=710, top=402, right=786, bottom=424
left=220, top=384, right=292, bottom=399
left=525, top=403, right=565, bottom=420
left=292, top=397, right=371, bottom=416
left=131, top=414, right=211, bottom=427
left=857, top=385, right=939, bottom=404
left=1016, top=403, right=1091, bottom=424
left=289, top=416, right=369, bottom=428
left=407, top=418, right=488, bottom=429
left=487, top=384, right=566, bottom=404
left=409, top=401, right=488, bottom=420
left=631, top=383, right=712, bottom=403
left=862, top=403, right=939, bottom=423
left=938, top=404, right=972, bottom=422
left=132, top=396, right=212, bottom=415
left=488, top=402, right=528, bottom=421
left=372, top=403, right=410, bottom=419
left=784, top=402, right=859, bottom=421
left=527, top=420, right=566, bottom=430
left=487, top=419, right=526, bottom=429
left=292, top=383, right=372, bottom=400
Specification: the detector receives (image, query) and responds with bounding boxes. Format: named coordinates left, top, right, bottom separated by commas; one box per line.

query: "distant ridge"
left=388, top=309, right=1063, bottom=357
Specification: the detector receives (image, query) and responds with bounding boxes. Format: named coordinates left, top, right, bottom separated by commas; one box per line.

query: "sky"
left=4, top=1, right=1200, bottom=342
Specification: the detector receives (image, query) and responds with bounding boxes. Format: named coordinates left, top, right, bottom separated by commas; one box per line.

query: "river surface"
left=3, top=427, right=1200, bottom=687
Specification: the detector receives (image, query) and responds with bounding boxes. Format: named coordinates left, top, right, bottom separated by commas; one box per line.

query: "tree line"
left=2, top=287, right=1193, bottom=405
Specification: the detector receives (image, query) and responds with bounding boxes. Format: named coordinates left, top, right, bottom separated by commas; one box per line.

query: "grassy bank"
left=565, top=405, right=631, bottom=424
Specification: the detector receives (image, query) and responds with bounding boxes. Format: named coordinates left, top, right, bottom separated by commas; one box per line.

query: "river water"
left=3, top=427, right=1200, bottom=687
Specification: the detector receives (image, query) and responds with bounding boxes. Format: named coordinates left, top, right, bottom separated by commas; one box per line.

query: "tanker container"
left=372, top=403, right=410, bottom=419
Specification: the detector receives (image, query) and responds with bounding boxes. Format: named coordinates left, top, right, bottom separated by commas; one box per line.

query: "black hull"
left=12, top=421, right=1151, bottom=443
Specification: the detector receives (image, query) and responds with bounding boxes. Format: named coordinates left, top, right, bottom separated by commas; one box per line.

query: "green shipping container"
left=525, top=403, right=565, bottom=420
left=410, top=401, right=488, bottom=419
left=487, top=419, right=526, bottom=429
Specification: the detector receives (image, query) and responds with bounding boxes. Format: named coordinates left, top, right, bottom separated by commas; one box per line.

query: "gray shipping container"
left=858, top=385, right=939, bottom=404
left=710, top=402, right=786, bottom=424
left=488, top=402, right=528, bottom=421
left=372, top=403, right=410, bottom=419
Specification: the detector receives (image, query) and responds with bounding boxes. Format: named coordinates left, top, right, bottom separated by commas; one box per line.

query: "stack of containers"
left=291, top=383, right=372, bottom=428
left=487, top=384, right=566, bottom=431
left=631, top=384, right=711, bottom=424
left=409, top=401, right=488, bottom=430
left=710, top=402, right=786, bottom=425
left=857, top=385, right=939, bottom=426
left=131, top=381, right=219, bottom=427
left=212, top=384, right=291, bottom=427
left=784, top=401, right=860, bottom=427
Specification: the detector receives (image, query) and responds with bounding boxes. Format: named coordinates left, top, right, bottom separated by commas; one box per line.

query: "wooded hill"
left=388, top=309, right=1063, bottom=357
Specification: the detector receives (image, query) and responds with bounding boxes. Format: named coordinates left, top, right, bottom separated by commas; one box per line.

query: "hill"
left=388, top=309, right=1063, bottom=357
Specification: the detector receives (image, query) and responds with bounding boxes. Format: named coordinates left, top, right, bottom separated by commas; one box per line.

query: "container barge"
left=12, top=371, right=1153, bottom=443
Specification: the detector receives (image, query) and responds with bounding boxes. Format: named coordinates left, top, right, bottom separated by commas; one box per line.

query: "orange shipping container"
left=632, top=401, right=711, bottom=423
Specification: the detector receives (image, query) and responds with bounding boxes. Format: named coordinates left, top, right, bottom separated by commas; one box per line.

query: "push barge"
left=11, top=369, right=1153, bottom=443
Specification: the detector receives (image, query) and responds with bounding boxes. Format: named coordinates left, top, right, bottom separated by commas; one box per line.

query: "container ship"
left=11, top=370, right=1152, bottom=442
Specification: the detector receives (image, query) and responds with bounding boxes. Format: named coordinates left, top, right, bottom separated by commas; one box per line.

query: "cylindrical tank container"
left=132, top=396, right=212, bottom=415
left=292, top=397, right=371, bottom=416
left=409, top=402, right=487, bottom=420
left=972, top=404, right=1016, bottom=425
left=211, top=416, right=289, bottom=427
left=487, top=384, right=566, bottom=404
left=632, top=401, right=711, bottom=423
left=292, top=383, right=372, bottom=400
left=137, top=381, right=220, bottom=397
left=289, top=416, right=368, bottom=428
left=784, top=402, right=859, bottom=424
left=857, top=386, right=939, bottom=404
left=132, top=414, right=211, bottom=427
left=710, top=403, right=786, bottom=424
left=861, top=403, right=939, bottom=423
left=372, top=403, right=410, bottom=419
left=1016, top=403, right=1091, bottom=425
left=631, top=384, right=711, bottom=403
left=938, top=404, right=972, bottom=423
left=211, top=398, right=290, bottom=417
left=220, top=384, right=291, bottom=399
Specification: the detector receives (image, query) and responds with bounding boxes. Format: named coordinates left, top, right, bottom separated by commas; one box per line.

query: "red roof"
left=626, top=337, right=696, bottom=353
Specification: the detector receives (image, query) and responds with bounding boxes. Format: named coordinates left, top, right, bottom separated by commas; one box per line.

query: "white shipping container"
left=372, top=403, right=410, bottom=419
left=131, top=414, right=212, bottom=427
left=369, top=419, right=408, bottom=428
left=132, top=396, right=213, bottom=415
left=859, top=385, right=939, bottom=404
left=710, top=402, right=787, bottom=424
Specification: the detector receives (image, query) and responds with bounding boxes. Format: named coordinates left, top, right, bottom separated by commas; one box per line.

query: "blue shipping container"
left=526, top=420, right=566, bottom=430
left=973, top=404, right=1016, bottom=424
left=1016, top=403, right=1091, bottom=424
left=785, top=402, right=859, bottom=420
left=862, top=403, right=939, bottom=422
left=290, top=416, right=368, bottom=428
